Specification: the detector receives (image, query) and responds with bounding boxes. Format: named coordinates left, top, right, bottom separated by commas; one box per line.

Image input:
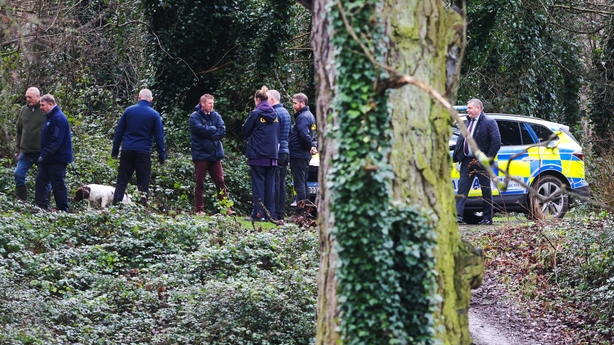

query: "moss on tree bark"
left=310, top=0, right=482, bottom=344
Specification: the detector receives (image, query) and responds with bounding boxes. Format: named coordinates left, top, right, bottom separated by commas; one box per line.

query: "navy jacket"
left=40, top=105, right=73, bottom=164
left=242, top=100, right=279, bottom=160
left=289, top=106, right=316, bottom=159
left=453, top=112, right=501, bottom=163
left=273, top=104, right=291, bottom=155
left=189, top=104, right=225, bottom=161
left=112, top=100, right=166, bottom=160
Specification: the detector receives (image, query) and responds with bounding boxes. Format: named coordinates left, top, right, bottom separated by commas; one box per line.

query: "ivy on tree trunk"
left=311, top=1, right=483, bottom=344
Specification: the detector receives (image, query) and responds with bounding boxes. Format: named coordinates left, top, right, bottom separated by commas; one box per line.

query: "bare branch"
left=196, top=61, right=235, bottom=76
left=549, top=4, right=614, bottom=16
left=295, top=0, right=313, bottom=11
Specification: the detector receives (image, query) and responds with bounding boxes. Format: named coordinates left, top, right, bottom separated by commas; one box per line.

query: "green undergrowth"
left=0, top=194, right=318, bottom=344
left=464, top=214, right=614, bottom=344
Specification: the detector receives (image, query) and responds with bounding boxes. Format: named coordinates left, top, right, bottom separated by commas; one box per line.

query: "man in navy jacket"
left=189, top=94, right=233, bottom=215
left=35, top=94, right=73, bottom=212
left=453, top=98, right=501, bottom=225
left=112, top=89, right=166, bottom=206
left=288, top=93, right=317, bottom=218
left=268, top=90, right=291, bottom=220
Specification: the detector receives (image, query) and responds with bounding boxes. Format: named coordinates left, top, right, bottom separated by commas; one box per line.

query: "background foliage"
left=142, top=0, right=314, bottom=150
left=452, top=0, right=583, bottom=127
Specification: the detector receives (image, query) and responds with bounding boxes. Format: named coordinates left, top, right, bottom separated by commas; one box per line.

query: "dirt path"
left=464, top=224, right=570, bottom=345
left=468, top=275, right=554, bottom=345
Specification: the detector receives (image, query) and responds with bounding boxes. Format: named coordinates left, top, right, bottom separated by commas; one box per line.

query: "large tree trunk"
left=312, top=1, right=482, bottom=344
left=311, top=0, right=338, bottom=342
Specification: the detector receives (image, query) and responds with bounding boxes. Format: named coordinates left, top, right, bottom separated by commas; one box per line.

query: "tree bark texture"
left=311, top=0, right=338, bottom=343
left=312, top=0, right=480, bottom=344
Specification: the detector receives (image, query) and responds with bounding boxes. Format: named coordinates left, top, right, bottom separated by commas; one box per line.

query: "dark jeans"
left=290, top=157, right=310, bottom=212
left=274, top=153, right=289, bottom=219
left=250, top=165, right=276, bottom=219
left=114, top=150, right=151, bottom=205
left=455, top=156, right=493, bottom=221
left=194, top=160, right=227, bottom=212
left=35, top=162, right=69, bottom=212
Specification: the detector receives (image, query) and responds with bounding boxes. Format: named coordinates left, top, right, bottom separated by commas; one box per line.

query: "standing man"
left=288, top=93, right=317, bottom=219
left=453, top=98, right=501, bottom=225
left=35, top=94, right=73, bottom=212
left=111, top=89, right=166, bottom=206
left=189, top=94, right=233, bottom=215
left=14, top=87, right=46, bottom=201
left=268, top=90, right=291, bottom=220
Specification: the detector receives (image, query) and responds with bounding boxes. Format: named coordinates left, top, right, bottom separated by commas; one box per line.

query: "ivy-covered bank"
left=0, top=196, right=318, bottom=344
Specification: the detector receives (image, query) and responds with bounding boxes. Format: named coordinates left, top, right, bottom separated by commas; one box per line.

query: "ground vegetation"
left=0, top=199, right=318, bottom=343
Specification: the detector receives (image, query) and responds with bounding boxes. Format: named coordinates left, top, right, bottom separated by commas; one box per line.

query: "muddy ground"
left=464, top=223, right=580, bottom=345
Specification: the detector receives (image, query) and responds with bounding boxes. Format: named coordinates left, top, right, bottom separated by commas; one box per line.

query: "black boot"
left=16, top=186, right=28, bottom=201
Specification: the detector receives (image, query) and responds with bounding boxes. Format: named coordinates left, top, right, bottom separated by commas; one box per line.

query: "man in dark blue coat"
left=189, top=94, right=233, bottom=215
left=453, top=98, right=501, bottom=225
left=112, top=89, right=166, bottom=206
left=35, top=94, right=73, bottom=212
left=268, top=90, right=291, bottom=220
left=288, top=93, right=317, bottom=218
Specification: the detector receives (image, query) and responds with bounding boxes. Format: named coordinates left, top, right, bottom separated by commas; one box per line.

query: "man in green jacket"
left=14, top=87, right=46, bottom=201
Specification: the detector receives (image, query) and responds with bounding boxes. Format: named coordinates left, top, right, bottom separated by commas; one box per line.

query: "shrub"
left=0, top=208, right=318, bottom=344
left=534, top=216, right=614, bottom=335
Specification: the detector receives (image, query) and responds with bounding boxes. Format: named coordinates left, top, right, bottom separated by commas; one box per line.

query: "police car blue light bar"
left=454, top=105, right=467, bottom=112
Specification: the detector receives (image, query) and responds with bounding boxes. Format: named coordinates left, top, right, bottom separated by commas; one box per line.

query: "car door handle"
left=522, top=157, right=535, bottom=162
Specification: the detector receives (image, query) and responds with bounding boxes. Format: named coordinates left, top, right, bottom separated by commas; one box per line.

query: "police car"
left=290, top=154, right=320, bottom=207
left=304, top=110, right=589, bottom=223
left=451, top=107, right=589, bottom=223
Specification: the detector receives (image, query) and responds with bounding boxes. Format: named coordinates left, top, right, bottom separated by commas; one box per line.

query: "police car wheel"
left=530, top=175, right=569, bottom=219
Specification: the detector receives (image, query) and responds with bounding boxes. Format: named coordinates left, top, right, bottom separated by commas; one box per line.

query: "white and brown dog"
left=74, top=184, right=131, bottom=209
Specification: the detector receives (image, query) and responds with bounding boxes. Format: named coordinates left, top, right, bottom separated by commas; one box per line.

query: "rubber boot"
left=16, top=186, right=28, bottom=201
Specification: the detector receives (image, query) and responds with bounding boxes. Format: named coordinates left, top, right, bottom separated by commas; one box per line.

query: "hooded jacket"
left=242, top=100, right=279, bottom=160
left=189, top=104, right=226, bottom=161
left=40, top=105, right=73, bottom=164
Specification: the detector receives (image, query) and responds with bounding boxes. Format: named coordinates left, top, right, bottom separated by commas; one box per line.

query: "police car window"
left=496, top=121, right=523, bottom=146
left=530, top=124, right=558, bottom=142
left=520, top=123, right=534, bottom=144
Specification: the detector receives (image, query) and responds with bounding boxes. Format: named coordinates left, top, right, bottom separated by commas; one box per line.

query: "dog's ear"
left=74, top=187, right=83, bottom=202
left=82, top=186, right=90, bottom=199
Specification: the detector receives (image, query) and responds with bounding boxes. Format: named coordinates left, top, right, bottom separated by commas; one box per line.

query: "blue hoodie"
left=242, top=100, right=279, bottom=160
left=189, top=104, right=226, bottom=161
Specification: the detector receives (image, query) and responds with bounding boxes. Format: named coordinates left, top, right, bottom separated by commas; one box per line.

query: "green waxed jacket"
left=16, top=103, right=46, bottom=154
